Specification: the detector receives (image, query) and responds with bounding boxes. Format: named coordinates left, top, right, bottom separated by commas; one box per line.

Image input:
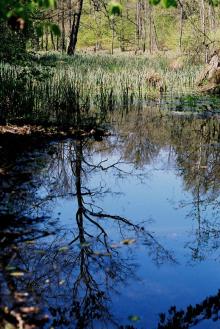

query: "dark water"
left=1, top=105, right=220, bottom=328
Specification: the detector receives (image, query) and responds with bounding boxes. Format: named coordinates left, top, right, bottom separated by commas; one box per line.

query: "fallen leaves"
left=79, top=241, right=91, bottom=248
left=121, top=239, right=136, bottom=245
left=0, top=125, right=31, bottom=135
left=58, top=246, right=69, bottom=252
left=128, top=315, right=141, bottom=322
left=10, top=272, right=25, bottom=277
left=92, top=251, right=111, bottom=257
left=26, top=241, right=35, bottom=245
left=0, top=125, right=111, bottom=139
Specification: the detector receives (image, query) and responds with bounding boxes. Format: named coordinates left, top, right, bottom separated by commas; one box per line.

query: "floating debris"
left=121, top=239, right=136, bottom=245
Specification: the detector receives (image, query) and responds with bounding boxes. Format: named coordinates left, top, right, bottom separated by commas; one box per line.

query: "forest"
left=1, top=0, right=220, bottom=58
left=31, top=0, right=220, bottom=59
left=1, top=1, right=220, bottom=329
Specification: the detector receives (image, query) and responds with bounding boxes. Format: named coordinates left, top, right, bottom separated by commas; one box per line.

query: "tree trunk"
left=149, top=4, right=152, bottom=53
left=136, top=0, right=140, bottom=49
left=111, top=20, right=115, bottom=55
left=68, top=0, right=72, bottom=33
left=57, top=0, right=60, bottom=50
left=51, top=30, right=56, bottom=50
left=179, top=0, right=184, bottom=51
left=61, top=0, right=66, bottom=51
left=45, top=26, right=49, bottom=51
left=200, top=0, right=208, bottom=63
left=142, top=0, right=148, bottom=53
left=67, top=0, right=83, bottom=55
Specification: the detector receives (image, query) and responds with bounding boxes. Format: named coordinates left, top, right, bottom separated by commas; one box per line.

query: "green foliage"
left=108, top=1, right=122, bottom=17
left=208, top=0, right=220, bottom=6
left=35, top=21, right=61, bottom=38
left=50, top=23, right=61, bottom=37
left=36, top=0, right=56, bottom=8
left=149, top=0, right=161, bottom=5
left=150, top=0, right=220, bottom=8
left=149, top=0, right=177, bottom=8
left=0, top=23, right=27, bottom=61
left=35, top=23, right=44, bottom=37
left=0, top=0, right=59, bottom=60
left=0, top=0, right=57, bottom=21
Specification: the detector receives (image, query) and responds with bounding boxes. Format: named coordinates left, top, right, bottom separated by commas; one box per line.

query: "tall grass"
left=0, top=53, right=200, bottom=126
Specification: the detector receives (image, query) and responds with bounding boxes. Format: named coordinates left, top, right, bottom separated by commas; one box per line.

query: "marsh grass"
left=0, top=52, right=200, bottom=126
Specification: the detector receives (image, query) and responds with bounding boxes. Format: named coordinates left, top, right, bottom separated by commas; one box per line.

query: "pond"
left=1, top=102, right=220, bottom=329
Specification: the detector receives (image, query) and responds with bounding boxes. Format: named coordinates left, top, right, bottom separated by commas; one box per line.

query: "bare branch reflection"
left=0, top=132, right=176, bottom=329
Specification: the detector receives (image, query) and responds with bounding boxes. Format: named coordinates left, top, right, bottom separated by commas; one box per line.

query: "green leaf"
left=108, top=1, right=122, bottom=16
left=161, top=0, right=177, bottom=8
left=36, top=24, right=44, bottom=37
left=149, top=0, right=161, bottom=5
left=208, top=0, right=220, bottom=6
left=149, top=0, right=177, bottom=7
left=40, top=0, right=57, bottom=9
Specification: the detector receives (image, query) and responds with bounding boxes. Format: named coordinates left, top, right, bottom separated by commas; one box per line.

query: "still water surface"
left=1, top=106, right=220, bottom=328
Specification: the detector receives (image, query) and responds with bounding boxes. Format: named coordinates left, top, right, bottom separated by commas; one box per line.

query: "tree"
left=108, top=1, right=122, bottom=54
left=67, top=0, right=84, bottom=54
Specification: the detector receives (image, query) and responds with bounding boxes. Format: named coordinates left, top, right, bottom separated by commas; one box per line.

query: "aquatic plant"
left=0, top=53, right=200, bottom=125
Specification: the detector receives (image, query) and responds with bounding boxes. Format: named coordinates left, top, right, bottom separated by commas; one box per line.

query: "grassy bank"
left=0, top=52, right=200, bottom=126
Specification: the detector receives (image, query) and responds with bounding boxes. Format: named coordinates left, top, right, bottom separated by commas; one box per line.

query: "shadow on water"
left=1, top=99, right=220, bottom=328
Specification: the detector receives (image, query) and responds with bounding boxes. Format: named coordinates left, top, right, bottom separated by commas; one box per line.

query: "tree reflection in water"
left=171, top=117, right=220, bottom=262
left=108, top=108, right=220, bottom=328
left=1, top=106, right=220, bottom=328
left=0, top=133, right=175, bottom=329
left=158, top=290, right=220, bottom=328
left=111, top=108, right=220, bottom=262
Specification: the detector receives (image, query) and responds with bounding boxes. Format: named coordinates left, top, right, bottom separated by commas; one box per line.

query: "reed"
left=0, top=52, right=200, bottom=126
